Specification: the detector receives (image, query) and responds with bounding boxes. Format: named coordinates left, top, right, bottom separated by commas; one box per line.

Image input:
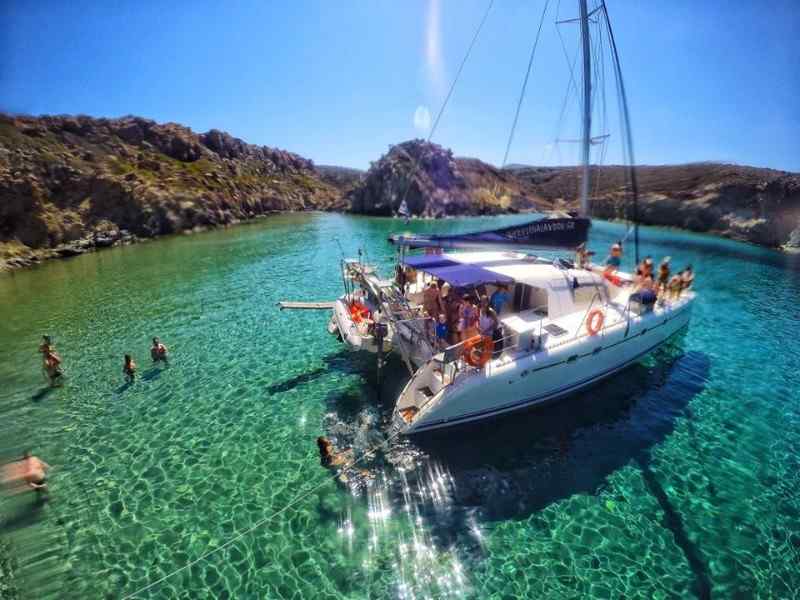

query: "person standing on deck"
left=490, top=284, right=510, bottom=315
left=604, top=243, right=622, bottom=273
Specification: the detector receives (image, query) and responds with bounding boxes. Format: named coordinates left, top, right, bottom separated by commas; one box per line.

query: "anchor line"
left=121, top=427, right=406, bottom=599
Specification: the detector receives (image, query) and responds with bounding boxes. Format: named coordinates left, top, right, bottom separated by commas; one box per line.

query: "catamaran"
left=288, top=0, right=696, bottom=434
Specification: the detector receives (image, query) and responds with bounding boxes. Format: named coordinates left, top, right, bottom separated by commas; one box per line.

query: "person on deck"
left=575, top=243, right=594, bottom=269
left=479, top=295, right=502, bottom=356
left=435, top=314, right=449, bottom=350
left=668, top=273, right=683, bottom=299
left=458, top=294, right=479, bottom=341
left=444, top=289, right=462, bottom=344
left=657, top=257, right=671, bottom=296
left=631, top=273, right=657, bottom=310
left=123, top=354, right=137, bottom=382
left=681, top=265, right=694, bottom=292
left=422, top=281, right=443, bottom=323
left=604, top=243, right=622, bottom=273
left=150, top=337, right=168, bottom=363
left=641, top=256, right=654, bottom=279
left=490, top=284, right=510, bottom=315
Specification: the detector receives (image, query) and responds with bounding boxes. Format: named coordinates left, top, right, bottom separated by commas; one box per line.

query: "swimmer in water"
left=123, top=354, right=137, bottom=382
left=43, top=349, right=64, bottom=386
left=150, top=337, right=168, bottom=363
left=1, top=451, right=50, bottom=498
left=316, top=437, right=351, bottom=467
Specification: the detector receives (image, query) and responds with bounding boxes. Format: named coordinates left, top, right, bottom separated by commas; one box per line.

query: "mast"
left=578, top=0, right=592, bottom=217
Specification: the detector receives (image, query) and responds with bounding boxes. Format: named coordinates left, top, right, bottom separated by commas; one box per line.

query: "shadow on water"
left=319, top=334, right=713, bottom=597
left=114, top=381, right=133, bottom=394
left=30, top=387, right=56, bottom=402
left=266, top=349, right=377, bottom=396
left=404, top=343, right=712, bottom=598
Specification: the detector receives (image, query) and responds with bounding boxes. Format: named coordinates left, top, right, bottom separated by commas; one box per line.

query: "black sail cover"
left=389, top=216, right=590, bottom=250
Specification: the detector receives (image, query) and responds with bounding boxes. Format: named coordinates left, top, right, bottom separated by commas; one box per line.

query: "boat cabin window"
left=512, top=284, right=548, bottom=316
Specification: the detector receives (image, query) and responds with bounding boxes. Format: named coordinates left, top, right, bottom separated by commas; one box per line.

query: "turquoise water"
left=1, top=213, right=798, bottom=599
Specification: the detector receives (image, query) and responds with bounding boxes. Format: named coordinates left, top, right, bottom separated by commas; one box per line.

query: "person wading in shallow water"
left=150, top=337, right=168, bottom=363
left=38, top=335, right=64, bottom=385
left=123, top=354, right=137, bottom=382
left=1, top=451, right=51, bottom=499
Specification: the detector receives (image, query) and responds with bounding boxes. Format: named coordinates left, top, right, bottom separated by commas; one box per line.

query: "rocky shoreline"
left=2, top=115, right=798, bottom=272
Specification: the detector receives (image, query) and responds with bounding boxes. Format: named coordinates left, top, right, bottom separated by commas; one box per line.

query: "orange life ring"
left=586, top=308, right=604, bottom=336
left=463, top=335, right=494, bottom=368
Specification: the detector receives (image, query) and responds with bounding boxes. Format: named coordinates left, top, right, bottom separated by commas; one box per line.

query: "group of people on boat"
left=37, top=335, right=169, bottom=386
left=593, top=241, right=694, bottom=309
left=418, top=280, right=507, bottom=360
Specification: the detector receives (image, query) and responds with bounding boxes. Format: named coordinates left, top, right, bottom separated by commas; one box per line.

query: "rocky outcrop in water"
left=349, top=140, right=551, bottom=217
left=0, top=114, right=345, bottom=269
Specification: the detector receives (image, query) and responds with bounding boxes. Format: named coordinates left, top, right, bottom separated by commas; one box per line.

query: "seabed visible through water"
left=1, top=213, right=798, bottom=599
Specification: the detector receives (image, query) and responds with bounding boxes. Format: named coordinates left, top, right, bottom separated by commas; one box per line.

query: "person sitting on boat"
left=681, top=265, right=694, bottom=291
left=657, top=257, right=671, bottom=296
left=150, top=337, right=168, bottom=363
left=604, top=243, right=622, bottom=272
left=631, top=274, right=657, bottom=311
left=668, top=273, right=683, bottom=299
left=575, top=243, right=595, bottom=269
left=123, top=354, right=137, bottom=382
left=490, top=284, right=510, bottom=315
left=641, top=256, right=654, bottom=279
left=435, top=314, right=449, bottom=350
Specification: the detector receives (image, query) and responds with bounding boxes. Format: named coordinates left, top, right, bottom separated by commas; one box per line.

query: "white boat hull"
left=398, top=296, right=693, bottom=434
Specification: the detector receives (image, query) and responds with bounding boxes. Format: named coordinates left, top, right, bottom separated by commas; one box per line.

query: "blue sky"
left=2, top=1, right=798, bottom=171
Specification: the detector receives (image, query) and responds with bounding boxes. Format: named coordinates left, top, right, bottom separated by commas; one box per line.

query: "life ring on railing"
left=463, top=335, right=494, bottom=368
left=586, top=308, right=605, bottom=336
left=349, top=302, right=370, bottom=324
left=603, top=270, right=623, bottom=287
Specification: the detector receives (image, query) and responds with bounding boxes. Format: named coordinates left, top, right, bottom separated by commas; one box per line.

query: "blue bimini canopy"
left=402, top=255, right=514, bottom=288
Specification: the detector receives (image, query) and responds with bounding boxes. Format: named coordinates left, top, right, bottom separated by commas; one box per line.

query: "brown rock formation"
left=349, top=140, right=551, bottom=217
left=0, top=114, right=346, bottom=269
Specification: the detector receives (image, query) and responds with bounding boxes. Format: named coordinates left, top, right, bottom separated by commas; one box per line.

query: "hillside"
left=507, top=163, right=800, bottom=248
left=0, top=114, right=345, bottom=268
left=2, top=117, right=798, bottom=271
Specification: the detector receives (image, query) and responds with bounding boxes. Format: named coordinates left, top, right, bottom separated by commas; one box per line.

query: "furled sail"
left=389, top=216, right=590, bottom=250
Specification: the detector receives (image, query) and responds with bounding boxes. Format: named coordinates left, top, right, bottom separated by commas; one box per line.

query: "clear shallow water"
left=0, top=213, right=798, bottom=599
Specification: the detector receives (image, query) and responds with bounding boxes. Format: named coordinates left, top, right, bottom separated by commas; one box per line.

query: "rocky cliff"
left=508, top=163, right=800, bottom=249
left=0, top=114, right=345, bottom=269
left=349, top=139, right=553, bottom=217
